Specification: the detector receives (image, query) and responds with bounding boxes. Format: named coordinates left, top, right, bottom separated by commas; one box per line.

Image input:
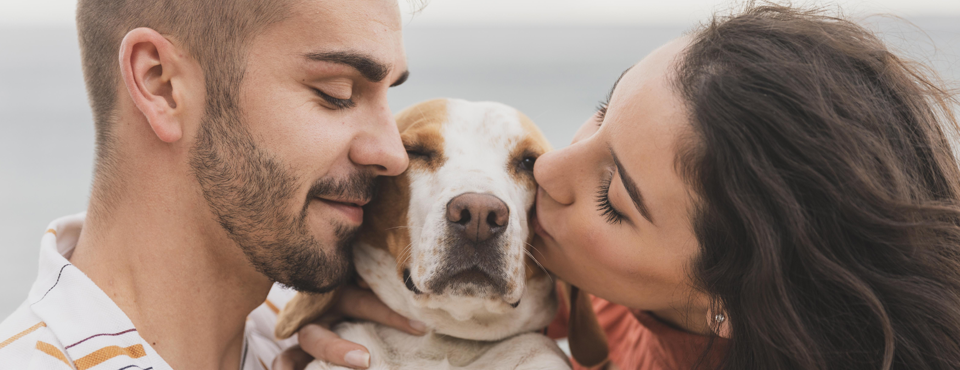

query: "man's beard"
left=189, top=99, right=374, bottom=294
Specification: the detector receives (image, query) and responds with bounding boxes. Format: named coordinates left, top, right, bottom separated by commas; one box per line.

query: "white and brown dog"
left=275, top=99, right=608, bottom=370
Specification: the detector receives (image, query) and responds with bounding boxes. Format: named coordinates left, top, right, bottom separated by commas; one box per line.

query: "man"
left=0, top=0, right=424, bottom=369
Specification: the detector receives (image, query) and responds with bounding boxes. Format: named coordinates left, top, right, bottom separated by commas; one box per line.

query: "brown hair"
left=675, top=4, right=960, bottom=369
left=76, top=0, right=291, bottom=177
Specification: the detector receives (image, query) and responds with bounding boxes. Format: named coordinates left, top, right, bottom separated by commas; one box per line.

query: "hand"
left=272, top=282, right=428, bottom=370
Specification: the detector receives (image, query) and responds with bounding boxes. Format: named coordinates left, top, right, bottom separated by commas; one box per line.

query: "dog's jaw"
left=355, top=242, right=557, bottom=341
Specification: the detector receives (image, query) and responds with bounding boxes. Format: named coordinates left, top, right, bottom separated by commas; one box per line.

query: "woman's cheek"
left=565, top=218, right=613, bottom=266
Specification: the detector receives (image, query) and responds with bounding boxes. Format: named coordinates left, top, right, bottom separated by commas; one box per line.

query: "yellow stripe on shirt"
left=36, top=341, right=72, bottom=367
left=0, top=322, right=47, bottom=350
left=75, top=344, right=147, bottom=370
left=264, top=300, right=280, bottom=315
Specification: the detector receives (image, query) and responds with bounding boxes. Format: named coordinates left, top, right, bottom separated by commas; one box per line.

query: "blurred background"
left=1, top=0, right=958, bottom=318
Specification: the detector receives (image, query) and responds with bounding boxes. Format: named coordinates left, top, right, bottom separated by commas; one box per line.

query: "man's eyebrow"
left=610, top=147, right=654, bottom=224
left=304, top=51, right=396, bottom=83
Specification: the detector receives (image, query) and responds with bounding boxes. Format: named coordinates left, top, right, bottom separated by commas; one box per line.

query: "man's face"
left=190, top=0, right=409, bottom=293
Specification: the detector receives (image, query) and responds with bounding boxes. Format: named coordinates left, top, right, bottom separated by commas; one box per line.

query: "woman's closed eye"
left=596, top=169, right=626, bottom=225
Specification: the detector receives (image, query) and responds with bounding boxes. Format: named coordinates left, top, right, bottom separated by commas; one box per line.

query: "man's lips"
left=316, top=197, right=368, bottom=224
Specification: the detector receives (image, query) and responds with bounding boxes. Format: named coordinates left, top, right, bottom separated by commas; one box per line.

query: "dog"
left=275, top=98, right=609, bottom=370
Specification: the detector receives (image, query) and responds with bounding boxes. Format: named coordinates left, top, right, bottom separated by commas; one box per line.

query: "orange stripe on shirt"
left=0, top=322, right=47, bottom=350
left=264, top=299, right=280, bottom=314
left=36, top=341, right=72, bottom=367
left=46, top=229, right=57, bottom=236
left=74, top=344, right=147, bottom=370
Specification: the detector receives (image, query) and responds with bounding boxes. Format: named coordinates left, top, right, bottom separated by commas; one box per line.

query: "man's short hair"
left=76, top=0, right=291, bottom=174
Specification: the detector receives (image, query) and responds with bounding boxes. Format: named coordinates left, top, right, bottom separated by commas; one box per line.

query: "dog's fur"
left=276, top=99, right=608, bottom=369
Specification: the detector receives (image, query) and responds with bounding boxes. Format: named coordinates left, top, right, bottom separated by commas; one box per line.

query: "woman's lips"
left=533, top=213, right=552, bottom=241
left=317, top=198, right=364, bottom=225
left=533, top=187, right=555, bottom=241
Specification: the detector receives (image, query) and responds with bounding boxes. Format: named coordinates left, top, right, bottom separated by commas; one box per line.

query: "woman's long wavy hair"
left=675, top=4, right=960, bottom=369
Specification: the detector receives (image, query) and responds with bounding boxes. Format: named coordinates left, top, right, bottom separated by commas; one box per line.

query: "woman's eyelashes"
left=312, top=88, right=356, bottom=110
left=596, top=169, right=626, bottom=225
left=595, top=99, right=609, bottom=124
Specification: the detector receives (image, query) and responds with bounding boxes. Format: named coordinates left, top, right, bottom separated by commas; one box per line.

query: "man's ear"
left=561, top=282, right=610, bottom=368
left=275, top=291, right=340, bottom=340
left=118, top=27, right=195, bottom=143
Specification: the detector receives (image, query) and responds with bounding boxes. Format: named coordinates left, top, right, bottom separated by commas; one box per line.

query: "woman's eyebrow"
left=607, top=66, right=634, bottom=99
left=610, top=147, right=655, bottom=225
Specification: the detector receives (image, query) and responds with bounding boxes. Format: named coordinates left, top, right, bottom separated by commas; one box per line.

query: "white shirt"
left=0, top=213, right=298, bottom=370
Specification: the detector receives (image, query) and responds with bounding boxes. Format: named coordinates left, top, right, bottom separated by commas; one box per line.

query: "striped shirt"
left=0, top=213, right=298, bottom=370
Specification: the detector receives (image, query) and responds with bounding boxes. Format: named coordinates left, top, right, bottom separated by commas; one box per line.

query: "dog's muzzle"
left=424, top=193, right=511, bottom=296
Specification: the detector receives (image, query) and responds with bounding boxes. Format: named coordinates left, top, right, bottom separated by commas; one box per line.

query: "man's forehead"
left=251, top=0, right=407, bottom=76
left=289, top=0, right=402, bottom=33
left=271, top=0, right=404, bottom=52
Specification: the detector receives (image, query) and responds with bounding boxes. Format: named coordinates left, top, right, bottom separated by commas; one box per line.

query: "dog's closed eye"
left=405, top=144, right=437, bottom=160
left=407, top=149, right=436, bottom=161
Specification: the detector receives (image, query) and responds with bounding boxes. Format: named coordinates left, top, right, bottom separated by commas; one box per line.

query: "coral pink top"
left=548, top=295, right=728, bottom=370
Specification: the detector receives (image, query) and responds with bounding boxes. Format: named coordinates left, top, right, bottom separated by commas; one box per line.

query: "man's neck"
left=70, top=183, right=274, bottom=370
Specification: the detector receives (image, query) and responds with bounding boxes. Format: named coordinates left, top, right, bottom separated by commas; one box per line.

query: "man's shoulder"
left=0, top=301, right=73, bottom=369
left=0, top=300, right=47, bottom=347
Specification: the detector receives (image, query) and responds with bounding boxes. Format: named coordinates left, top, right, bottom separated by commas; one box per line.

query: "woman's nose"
left=535, top=116, right=603, bottom=206
left=534, top=146, right=577, bottom=205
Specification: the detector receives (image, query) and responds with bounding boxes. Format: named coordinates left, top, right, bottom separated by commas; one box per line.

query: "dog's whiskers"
left=523, top=243, right=553, bottom=283
left=525, top=241, right=547, bottom=259
left=395, top=242, right=415, bottom=269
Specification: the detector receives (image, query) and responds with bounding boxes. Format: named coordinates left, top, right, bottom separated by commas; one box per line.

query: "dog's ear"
left=561, top=282, right=610, bottom=367
left=274, top=291, right=339, bottom=340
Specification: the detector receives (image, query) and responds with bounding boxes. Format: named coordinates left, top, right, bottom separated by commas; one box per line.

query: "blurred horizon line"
left=2, top=14, right=958, bottom=30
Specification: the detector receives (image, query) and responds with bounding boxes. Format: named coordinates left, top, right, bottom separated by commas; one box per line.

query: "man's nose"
left=350, top=103, right=409, bottom=177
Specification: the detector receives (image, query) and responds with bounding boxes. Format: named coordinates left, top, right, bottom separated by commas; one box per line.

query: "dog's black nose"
left=446, top=193, right=509, bottom=243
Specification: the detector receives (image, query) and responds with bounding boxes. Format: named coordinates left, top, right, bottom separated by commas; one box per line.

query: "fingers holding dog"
left=298, top=323, right=372, bottom=369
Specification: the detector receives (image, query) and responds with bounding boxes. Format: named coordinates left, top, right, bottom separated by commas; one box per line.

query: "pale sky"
left=1, top=0, right=959, bottom=27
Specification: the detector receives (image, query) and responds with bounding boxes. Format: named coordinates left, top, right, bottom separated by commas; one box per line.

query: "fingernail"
left=345, top=350, right=370, bottom=368
left=409, top=319, right=427, bottom=333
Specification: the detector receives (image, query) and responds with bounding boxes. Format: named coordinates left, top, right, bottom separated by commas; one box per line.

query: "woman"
left=536, top=4, right=960, bottom=369
left=282, top=4, right=960, bottom=370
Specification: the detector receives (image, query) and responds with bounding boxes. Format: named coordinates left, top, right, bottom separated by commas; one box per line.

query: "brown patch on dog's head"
left=359, top=99, right=451, bottom=279
left=358, top=172, right=413, bottom=278
left=510, top=111, right=552, bottom=281
left=396, top=98, right=448, bottom=173
left=508, top=112, right=551, bottom=187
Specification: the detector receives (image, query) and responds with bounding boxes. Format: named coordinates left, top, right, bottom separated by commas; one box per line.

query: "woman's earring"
left=706, top=307, right=732, bottom=338
left=714, top=313, right=725, bottom=324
